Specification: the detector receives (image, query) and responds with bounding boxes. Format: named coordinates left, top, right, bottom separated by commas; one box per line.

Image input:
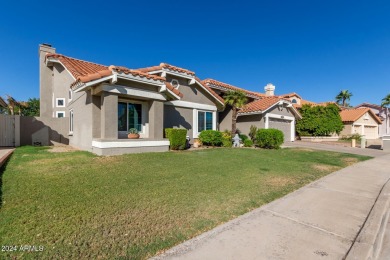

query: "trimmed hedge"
left=256, top=129, right=284, bottom=149
left=239, top=134, right=249, bottom=142
left=165, top=128, right=187, bottom=150
left=198, top=130, right=223, bottom=146
left=243, top=139, right=253, bottom=147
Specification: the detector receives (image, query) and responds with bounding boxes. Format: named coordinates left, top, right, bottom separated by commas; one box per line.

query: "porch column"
left=101, top=92, right=118, bottom=139
left=148, top=100, right=164, bottom=139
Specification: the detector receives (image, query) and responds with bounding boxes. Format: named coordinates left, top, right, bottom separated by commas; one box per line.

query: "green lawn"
left=0, top=146, right=370, bottom=259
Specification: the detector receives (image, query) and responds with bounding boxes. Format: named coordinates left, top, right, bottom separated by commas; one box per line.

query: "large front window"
left=118, top=102, right=142, bottom=132
left=198, top=111, right=213, bottom=132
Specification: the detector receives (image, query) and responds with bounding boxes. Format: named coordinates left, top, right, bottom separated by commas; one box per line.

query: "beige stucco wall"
left=355, top=113, right=379, bottom=125
left=166, top=76, right=216, bottom=106
left=236, top=114, right=265, bottom=136
left=339, top=124, right=353, bottom=137
left=164, top=105, right=193, bottom=138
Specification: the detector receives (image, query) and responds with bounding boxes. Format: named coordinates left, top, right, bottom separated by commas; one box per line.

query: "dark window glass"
left=128, top=103, right=142, bottom=132
left=206, top=112, right=213, bottom=130
left=292, top=99, right=297, bottom=104
left=198, top=111, right=205, bottom=132
left=118, top=102, right=127, bottom=131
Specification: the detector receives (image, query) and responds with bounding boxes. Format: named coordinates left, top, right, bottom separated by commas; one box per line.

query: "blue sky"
left=1, top=0, right=389, bottom=105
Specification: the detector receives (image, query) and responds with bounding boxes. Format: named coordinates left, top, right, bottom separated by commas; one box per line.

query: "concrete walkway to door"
left=153, top=153, right=390, bottom=260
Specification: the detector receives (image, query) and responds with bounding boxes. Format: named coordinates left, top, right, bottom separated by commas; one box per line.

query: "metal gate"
left=0, top=114, right=15, bottom=147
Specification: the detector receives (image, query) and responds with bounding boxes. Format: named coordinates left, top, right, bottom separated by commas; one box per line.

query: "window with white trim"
left=56, top=98, right=65, bottom=107
left=171, top=79, right=180, bottom=89
left=118, top=102, right=143, bottom=133
left=69, top=110, right=74, bottom=133
left=198, top=111, right=213, bottom=132
left=56, top=111, right=65, bottom=118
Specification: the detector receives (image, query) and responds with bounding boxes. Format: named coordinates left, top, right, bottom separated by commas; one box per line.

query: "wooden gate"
left=0, top=114, right=15, bottom=147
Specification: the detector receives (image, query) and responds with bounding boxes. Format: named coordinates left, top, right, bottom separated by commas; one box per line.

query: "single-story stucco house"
left=339, top=108, right=382, bottom=139
left=38, top=44, right=301, bottom=155
left=355, top=103, right=389, bottom=137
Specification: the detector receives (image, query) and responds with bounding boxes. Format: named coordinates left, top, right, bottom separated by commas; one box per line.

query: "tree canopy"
left=382, top=93, right=390, bottom=107
left=296, top=104, right=344, bottom=136
left=223, top=90, right=248, bottom=135
left=335, top=90, right=353, bottom=107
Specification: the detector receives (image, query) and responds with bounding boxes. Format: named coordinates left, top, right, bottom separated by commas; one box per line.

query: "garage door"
left=268, top=118, right=292, bottom=142
left=364, top=126, right=378, bottom=139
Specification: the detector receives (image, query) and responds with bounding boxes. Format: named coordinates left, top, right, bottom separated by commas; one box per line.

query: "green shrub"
left=243, top=139, right=253, bottom=147
left=198, top=130, right=223, bottom=146
left=239, top=134, right=249, bottom=142
left=165, top=128, right=187, bottom=150
left=222, top=132, right=232, bottom=147
left=249, top=125, right=257, bottom=142
left=296, top=104, right=344, bottom=136
left=255, top=129, right=284, bottom=149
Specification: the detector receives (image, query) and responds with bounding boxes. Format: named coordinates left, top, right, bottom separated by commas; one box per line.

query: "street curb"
left=0, top=149, right=14, bottom=168
left=346, top=178, right=390, bottom=260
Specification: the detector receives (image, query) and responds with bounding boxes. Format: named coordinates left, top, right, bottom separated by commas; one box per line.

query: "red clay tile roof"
left=340, top=108, right=382, bottom=124
left=137, top=63, right=195, bottom=76
left=46, top=54, right=166, bottom=85
left=194, top=77, right=225, bottom=105
left=165, top=82, right=183, bottom=98
left=202, top=79, right=265, bottom=99
left=239, top=96, right=291, bottom=114
left=280, top=92, right=302, bottom=99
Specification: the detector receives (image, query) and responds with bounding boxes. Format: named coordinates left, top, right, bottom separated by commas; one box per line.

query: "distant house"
left=0, top=96, right=7, bottom=108
left=355, top=103, right=389, bottom=137
left=339, top=108, right=382, bottom=139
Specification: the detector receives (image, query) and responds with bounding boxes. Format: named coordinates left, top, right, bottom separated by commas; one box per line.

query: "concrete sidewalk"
left=284, top=141, right=389, bottom=157
left=153, top=154, right=390, bottom=260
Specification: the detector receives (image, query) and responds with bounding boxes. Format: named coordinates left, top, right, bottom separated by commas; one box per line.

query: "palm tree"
left=335, top=90, right=353, bottom=107
left=5, top=95, right=27, bottom=115
left=224, top=90, right=248, bottom=135
left=382, top=93, right=390, bottom=134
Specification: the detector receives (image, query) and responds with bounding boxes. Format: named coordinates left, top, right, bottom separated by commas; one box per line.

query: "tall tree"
left=382, top=93, right=390, bottom=107
left=224, top=90, right=247, bottom=135
left=335, top=90, right=353, bottom=107
left=21, top=98, right=40, bottom=116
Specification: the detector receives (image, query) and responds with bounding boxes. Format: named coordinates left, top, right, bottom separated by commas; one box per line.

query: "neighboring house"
left=39, top=44, right=224, bottom=155
left=355, top=103, right=389, bottom=137
left=0, top=96, right=7, bottom=108
left=203, top=80, right=302, bottom=141
left=339, top=108, right=382, bottom=139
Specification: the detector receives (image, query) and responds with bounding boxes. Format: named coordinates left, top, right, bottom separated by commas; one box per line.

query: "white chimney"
left=264, top=83, right=275, bottom=96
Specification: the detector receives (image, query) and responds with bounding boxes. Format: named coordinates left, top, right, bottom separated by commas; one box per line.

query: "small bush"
left=165, top=128, right=187, bottom=150
left=222, top=132, right=232, bottom=147
left=239, top=134, right=249, bottom=142
left=249, top=125, right=257, bottom=142
left=256, top=129, right=284, bottom=149
left=199, top=130, right=223, bottom=146
left=243, top=139, right=253, bottom=147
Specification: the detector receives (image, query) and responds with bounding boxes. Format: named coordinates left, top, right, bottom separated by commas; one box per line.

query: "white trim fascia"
left=73, top=75, right=115, bottom=92
left=101, top=84, right=167, bottom=101
left=266, top=113, right=295, bottom=121
left=92, top=140, right=170, bottom=149
left=188, top=78, right=196, bottom=85
left=238, top=111, right=263, bottom=116
left=149, top=69, right=194, bottom=80
left=194, top=80, right=225, bottom=106
left=353, top=123, right=379, bottom=127
left=117, top=73, right=165, bottom=87
left=46, top=57, right=76, bottom=81
left=193, top=109, right=198, bottom=139
left=205, top=84, right=261, bottom=100
left=262, top=100, right=302, bottom=119
left=165, top=100, right=217, bottom=111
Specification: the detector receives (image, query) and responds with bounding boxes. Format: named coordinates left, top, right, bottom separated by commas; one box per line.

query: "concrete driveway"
left=153, top=153, right=390, bottom=260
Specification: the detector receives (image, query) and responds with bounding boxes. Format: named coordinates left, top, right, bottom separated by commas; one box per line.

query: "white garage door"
left=364, top=126, right=378, bottom=139
left=268, top=118, right=292, bottom=142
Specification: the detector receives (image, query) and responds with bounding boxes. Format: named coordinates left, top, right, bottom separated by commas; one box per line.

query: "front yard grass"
left=0, top=146, right=370, bottom=259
